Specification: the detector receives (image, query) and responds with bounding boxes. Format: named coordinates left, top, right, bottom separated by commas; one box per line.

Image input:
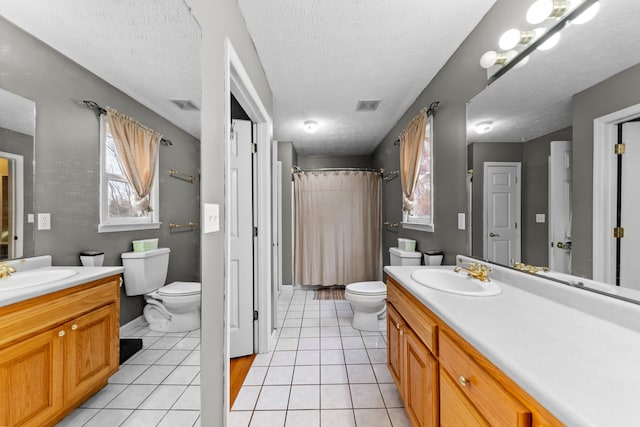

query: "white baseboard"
left=120, top=315, right=147, bottom=336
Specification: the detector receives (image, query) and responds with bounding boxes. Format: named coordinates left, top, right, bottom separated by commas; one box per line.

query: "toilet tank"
left=121, top=247, right=170, bottom=296
left=389, top=247, right=422, bottom=266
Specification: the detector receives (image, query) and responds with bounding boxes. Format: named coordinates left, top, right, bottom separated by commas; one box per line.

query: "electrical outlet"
left=38, top=213, right=51, bottom=230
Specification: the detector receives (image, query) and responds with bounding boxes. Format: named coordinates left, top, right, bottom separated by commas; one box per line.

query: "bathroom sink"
left=0, top=268, right=78, bottom=291
left=410, top=268, right=502, bottom=296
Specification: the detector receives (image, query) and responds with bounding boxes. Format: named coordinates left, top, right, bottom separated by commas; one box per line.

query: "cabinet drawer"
left=0, top=276, right=120, bottom=349
left=439, top=331, right=531, bottom=427
left=441, top=367, right=490, bottom=427
left=387, top=278, right=438, bottom=354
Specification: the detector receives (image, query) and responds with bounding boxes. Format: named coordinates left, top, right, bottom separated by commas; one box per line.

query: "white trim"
left=482, top=162, right=521, bottom=264
left=119, top=315, right=147, bottom=336
left=592, top=102, right=640, bottom=284
left=98, top=222, right=161, bottom=233
left=0, top=151, right=24, bottom=258
left=401, top=221, right=434, bottom=233
left=224, top=38, right=274, bottom=360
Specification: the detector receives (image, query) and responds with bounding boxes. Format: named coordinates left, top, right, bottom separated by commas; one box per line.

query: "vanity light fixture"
left=474, top=121, right=494, bottom=134
left=480, top=50, right=517, bottom=69
left=303, top=120, right=319, bottom=133
left=498, top=28, right=545, bottom=51
left=526, top=0, right=572, bottom=24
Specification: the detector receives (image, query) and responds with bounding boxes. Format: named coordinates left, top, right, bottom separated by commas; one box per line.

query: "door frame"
left=224, top=39, right=274, bottom=358
left=593, top=102, right=640, bottom=284
left=482, top=161, right=521, bottom=264
left=0, top=151, right=24, bottom=258
left=548, top=141, right=572, bottom=273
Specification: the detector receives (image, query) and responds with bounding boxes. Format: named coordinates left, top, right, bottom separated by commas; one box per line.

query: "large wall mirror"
left=0, top=87, right=35, bottom=260
left=466, top=0, right=640, bottom=302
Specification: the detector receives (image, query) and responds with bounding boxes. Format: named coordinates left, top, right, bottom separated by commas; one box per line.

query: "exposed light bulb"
left=474, top=121, right=494, bottom=134
left=499, top=28, right=545, bottom=50
left=527, top=0, right=571, bottom=24
left=537, top=32, right=561, bottom=51
left=303, top=120, right=318, bottom=133
left=571, top=1, right=600, bottom=24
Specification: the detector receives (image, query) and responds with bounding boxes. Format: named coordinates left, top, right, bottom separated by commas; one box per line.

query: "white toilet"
left=345, top=247, right=423, bottom=331
left=121, top=247, right=201, bottom=333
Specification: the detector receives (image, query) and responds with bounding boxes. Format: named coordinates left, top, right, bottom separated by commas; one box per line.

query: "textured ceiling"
left=0, top=0, right=201, bottom=138
left=239, top=0, right=497, bottom=155
left=468, top=0, right=640, bottom=143
left=0, top=87, right=35, bottom=136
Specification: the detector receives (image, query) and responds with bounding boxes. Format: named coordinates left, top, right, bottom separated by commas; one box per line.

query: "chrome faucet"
left=454, top=262, right=492, bottom=282
left=0, top=262, right=16, bottom=278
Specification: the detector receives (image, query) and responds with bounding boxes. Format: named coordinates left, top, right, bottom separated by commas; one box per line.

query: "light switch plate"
left=458, top=213, right=466, bottom=230
left=203, top=203, right=219, bottom=233
left=536, top=213, right=546, bottom=223
left=27, top=214, right=34, bottom=223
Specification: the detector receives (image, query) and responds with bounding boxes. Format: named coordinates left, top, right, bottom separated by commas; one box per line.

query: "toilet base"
left=144, top=303, right=200, bottom=333
left=352, top=308, right=387, bottom=332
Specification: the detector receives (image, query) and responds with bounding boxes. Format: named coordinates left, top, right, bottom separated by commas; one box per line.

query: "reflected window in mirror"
left=403, top=114, right=434, bottom=232
left=98, top=116, right=160, bottom=232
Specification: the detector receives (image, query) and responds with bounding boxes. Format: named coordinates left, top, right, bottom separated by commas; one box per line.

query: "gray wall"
left=0, top=18, right=200, bottom=325
left=187, top=0, right=273, bottom=423
left=297, top=155, right=372, bottom=170
left=278, top=141, right=296, bottom=286
left=372, top=0, right=535, bottom=267
left=0, top=127, right=34, bottom=258
left=572, top=63, right=640, bottom=278
left=522, top=127, right=572, bottom=265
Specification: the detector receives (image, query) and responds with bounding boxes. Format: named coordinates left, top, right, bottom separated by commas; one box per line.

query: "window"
left=99, top=116, right=160, bottom=232
left=403, top=114, right=434, bottom=232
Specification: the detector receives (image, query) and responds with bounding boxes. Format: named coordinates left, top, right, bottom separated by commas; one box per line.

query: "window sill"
left=401, top=222, right=434, bottom=233
left=98, top=222, right=161, bottom=233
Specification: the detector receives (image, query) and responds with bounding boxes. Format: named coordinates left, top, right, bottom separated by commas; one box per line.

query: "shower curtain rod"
left=292, top=166, right=383, bottom=174
left=82, top=100, right=173, bottom=146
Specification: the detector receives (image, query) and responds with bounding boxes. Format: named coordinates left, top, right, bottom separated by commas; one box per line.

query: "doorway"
left=483, top=162, right=521, bottom=265
left=0, top=152, right=24, bottom=259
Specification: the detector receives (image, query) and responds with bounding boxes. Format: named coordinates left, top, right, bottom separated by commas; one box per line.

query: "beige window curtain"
left=294, top=170, right=382, bottom=286
left=106, top=106, right=162, bottom=213
left=399, top=109, right=427, bottom=214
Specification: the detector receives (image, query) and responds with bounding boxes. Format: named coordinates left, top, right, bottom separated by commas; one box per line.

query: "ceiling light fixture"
left=303, top=120, right=318, bottom=133
left=474, top=121, right=494, bottom=134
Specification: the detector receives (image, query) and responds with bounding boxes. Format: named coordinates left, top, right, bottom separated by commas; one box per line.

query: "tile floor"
left=230, top=286, right=410, bottom=427
left=56, top=327, right=201, bottom=426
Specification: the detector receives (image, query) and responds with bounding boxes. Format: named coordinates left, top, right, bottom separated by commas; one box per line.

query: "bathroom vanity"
left=386, top=259, right=640, bottom=427
left=0, top=260, right=123, bottom=426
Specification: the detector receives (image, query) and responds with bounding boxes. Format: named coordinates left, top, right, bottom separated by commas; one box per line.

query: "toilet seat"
left=157, top=281, right=201, bottom=297
left=346, top=281, right=386, bottom=296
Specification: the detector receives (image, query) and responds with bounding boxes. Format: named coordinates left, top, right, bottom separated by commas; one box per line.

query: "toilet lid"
left=347, top=281, right=386, bottom=296
left=157, top=281, right=201, bottom=296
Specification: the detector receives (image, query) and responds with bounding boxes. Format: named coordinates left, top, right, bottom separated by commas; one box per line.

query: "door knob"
left=489, top=232, right=500, bottom=237
left=556, top=241, right=572, bottom=249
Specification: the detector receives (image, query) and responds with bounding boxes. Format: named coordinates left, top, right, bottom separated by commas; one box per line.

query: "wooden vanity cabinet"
left=0, top=275, right=120, bottom=427
left=386, top=277, right=563, bottom=427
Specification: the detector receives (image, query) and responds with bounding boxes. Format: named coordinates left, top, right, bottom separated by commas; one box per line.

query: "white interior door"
left=549, top=141, right=573, bottom=273
left=620, top=122, right=640, bottom=290
left=483, top=162, right=521, bottom=265
left=229, top=119, right=254, bottom=358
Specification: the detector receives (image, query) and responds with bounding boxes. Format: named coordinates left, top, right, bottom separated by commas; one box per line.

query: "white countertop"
left=385, top=265, right=640, bottom=427
left=0, top=265, right=124, bottom=308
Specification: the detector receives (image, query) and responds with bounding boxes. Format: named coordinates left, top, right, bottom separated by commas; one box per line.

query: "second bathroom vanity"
left=386, top=258, right=640, bottom=427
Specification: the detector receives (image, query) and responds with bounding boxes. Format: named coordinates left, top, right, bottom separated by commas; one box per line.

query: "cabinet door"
left=440, top=367, right=490, bottom=427
left=64, top=303, right=118, bottom=404
left=403, top=327, right=439, bottom=427
left=0, top=328, right=64, bottom=427
left=387, top=303, right=404, bottom=390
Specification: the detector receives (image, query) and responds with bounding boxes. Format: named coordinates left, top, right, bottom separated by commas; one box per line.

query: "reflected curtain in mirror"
left=399, top=109, right=426, bottom=214
left=294, top=171, right=381, bottom=286
left=106, top=106, right=162, bottom=213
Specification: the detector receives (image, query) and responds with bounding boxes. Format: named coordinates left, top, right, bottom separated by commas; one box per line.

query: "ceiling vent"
left=169, top=99, right=200, bottom=111
left=356, top=99, right=381, bottom=112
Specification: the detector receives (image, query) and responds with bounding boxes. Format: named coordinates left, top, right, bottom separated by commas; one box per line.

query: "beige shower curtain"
left=294, top=170, right=382, bottom=286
